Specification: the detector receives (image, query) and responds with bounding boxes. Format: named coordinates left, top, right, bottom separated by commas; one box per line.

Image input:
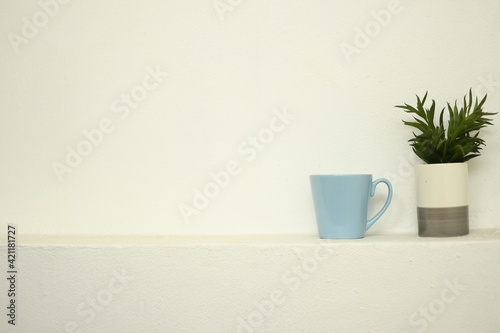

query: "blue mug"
left=310, top=174, right=393, bottom=239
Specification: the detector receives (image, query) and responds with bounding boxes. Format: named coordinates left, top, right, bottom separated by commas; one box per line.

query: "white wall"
left=1, top=0, right=499, bottom=235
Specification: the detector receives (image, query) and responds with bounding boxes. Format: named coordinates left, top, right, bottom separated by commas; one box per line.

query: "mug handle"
left=366, top=178, right=393, bottom=230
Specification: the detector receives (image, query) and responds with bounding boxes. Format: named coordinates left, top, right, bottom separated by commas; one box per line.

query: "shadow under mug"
left=310, top=174, right=393, bottom=239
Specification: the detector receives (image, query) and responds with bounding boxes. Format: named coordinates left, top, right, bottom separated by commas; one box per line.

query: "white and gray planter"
left=415, top=163, right=469, bottom=237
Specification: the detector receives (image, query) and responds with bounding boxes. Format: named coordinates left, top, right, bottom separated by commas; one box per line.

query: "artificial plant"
left=397, top=89, right=496, bottom=164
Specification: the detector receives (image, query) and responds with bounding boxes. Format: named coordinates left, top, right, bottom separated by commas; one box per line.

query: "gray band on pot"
left=417, top=206, right=469, bottom=237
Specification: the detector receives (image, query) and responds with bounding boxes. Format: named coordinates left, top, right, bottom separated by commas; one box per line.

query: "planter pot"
left=416, top=163, right=469, bottom=237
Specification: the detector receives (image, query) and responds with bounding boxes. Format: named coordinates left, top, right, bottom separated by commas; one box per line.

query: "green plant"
left=397, top=89, right=496, bottom=164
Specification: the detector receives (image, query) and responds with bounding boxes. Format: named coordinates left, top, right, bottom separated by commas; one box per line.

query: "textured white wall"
left=1, top=0, right=499, bottom=235
left=1, top=231, right=500, bottom=332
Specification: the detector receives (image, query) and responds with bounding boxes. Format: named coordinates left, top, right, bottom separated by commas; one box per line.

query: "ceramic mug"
left=310, top=174, right=393, bottom=239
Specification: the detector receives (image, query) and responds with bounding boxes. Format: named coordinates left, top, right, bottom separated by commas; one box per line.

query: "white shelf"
left=15, top=228, right=500, bottom=246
